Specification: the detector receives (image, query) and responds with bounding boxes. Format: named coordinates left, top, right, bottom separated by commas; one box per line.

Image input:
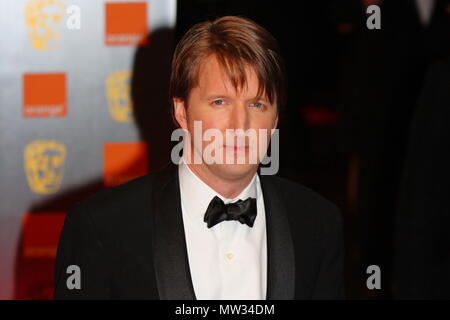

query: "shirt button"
left=226, top=253, right=235, bottom=260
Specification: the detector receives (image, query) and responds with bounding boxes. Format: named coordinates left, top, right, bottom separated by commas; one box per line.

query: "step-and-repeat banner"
left=0, top=0, right=176, bottom=299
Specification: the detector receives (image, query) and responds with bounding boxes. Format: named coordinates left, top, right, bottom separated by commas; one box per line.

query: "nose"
left=228, top=102, right=249, bottom=130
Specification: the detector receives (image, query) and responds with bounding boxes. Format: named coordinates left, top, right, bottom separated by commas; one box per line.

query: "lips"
left=224, top=145, right=249, bottom=154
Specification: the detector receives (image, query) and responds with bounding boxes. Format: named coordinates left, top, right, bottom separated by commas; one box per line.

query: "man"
left=54, top=16, right=344, bottom=300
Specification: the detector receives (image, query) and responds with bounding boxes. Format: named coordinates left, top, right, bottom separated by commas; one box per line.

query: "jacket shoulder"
left=72, top=163, right=175, bottom=217
left=65, top=166, right=173, bottom=243
left=72, top=173, right=153, bottom=217
left=261, top=174, right=342, bottom=224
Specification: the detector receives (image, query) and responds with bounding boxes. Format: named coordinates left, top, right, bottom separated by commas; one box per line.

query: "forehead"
left=194, top=54, right=262, bottom=98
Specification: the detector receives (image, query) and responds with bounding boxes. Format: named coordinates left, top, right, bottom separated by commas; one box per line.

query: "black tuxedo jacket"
left=54, top=164, right=344, bottom=299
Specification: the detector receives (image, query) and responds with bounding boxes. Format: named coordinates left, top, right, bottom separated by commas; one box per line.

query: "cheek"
left=251, top=118, right=277, bottom=144
left=251, top=115, right=277, bottom=131
left=186, top=108, right=227, bottom=134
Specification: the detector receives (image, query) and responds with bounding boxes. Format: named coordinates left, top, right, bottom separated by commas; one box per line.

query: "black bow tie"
left=204, top=196, right=257, bottom=228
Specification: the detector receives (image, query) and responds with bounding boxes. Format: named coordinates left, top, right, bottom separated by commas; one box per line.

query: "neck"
left=186, top=162, right=257, bottom=199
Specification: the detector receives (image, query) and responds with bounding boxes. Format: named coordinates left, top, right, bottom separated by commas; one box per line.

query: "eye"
left=251, top=102, right=264, bottom=108
left=212, top=99, right=225, bottom=106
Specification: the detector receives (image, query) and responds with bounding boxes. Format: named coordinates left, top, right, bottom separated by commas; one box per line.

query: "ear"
left=173, top=97, right=188, bottom=130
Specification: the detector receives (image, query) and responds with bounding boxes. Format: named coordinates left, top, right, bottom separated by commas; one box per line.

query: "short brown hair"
left=169, top=15, right=287, bottom=116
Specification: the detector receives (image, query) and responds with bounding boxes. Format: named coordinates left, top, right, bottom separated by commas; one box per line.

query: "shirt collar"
left=178, top=157, right=258, bottom=220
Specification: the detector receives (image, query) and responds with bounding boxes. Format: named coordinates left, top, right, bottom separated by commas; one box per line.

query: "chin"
left=210, top=163, right=258, bottom=181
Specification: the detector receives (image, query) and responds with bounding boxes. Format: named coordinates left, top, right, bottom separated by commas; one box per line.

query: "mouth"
left=224, top=145, right=249, bottom=154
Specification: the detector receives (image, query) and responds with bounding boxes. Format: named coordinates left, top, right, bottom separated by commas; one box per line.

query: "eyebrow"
left=205, top=95, right=270, bottom=103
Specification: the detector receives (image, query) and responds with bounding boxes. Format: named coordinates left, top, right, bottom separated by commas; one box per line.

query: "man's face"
left=174, top=54, right=278, bottom=182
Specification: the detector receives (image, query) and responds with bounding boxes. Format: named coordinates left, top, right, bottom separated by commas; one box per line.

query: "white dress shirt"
left=178, top=159, right=267, bottom=300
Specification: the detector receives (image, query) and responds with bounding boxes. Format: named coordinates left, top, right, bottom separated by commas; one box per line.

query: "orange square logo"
left=105, top=2, right=148, bottom=46
left=103, top=142, right=148, bottom=187
left=22, top=213, right=66, bottom=258
left=23, top=73, right=67, bottom=118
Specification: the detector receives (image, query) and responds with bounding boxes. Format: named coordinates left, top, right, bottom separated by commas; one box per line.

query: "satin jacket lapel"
left=151, top=164, right=197, bottom=300
left=259, top=174, right=296, bottom=299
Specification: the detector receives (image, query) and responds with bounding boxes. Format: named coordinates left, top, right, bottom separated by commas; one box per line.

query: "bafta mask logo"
left=25, top=0, right=65, bottom=50
left=106, top=70, right=134, bottom=123
left=24, top=140, right=66, bottom=194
